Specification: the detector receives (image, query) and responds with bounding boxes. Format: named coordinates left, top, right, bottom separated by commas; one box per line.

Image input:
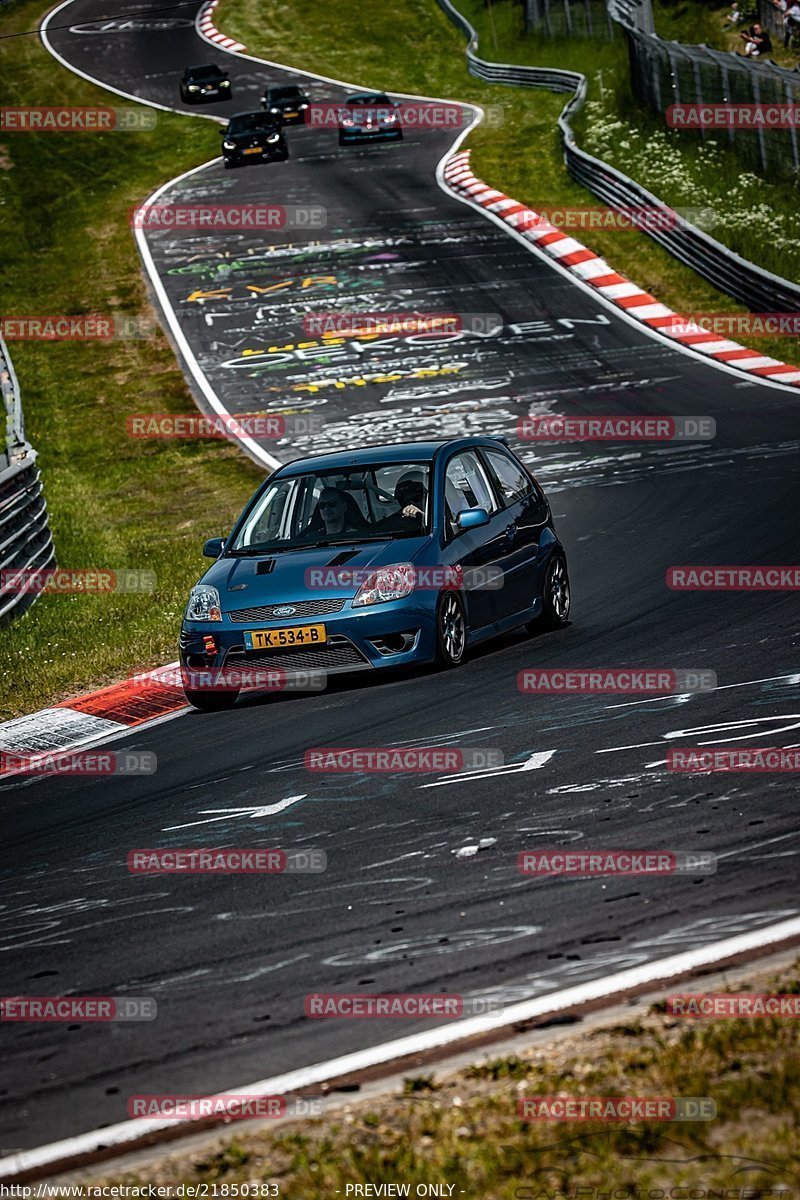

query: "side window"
left=444, top=452, right=499, bottom=535
left=483, top=449, right=532, bottom=507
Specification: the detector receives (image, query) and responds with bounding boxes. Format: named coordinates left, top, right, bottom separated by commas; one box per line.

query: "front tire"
left=435, top=591, right=467, bottom=668
left=530, top=552, right=570, bottom=632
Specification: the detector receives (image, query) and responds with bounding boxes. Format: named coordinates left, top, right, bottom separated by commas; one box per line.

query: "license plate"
left=204, top=88, right=218, bottom=94
left=244, top=624, right=326, bottom=650
left=284, top=110, right=298, bottom=118
left=243, top=146, right=262, bottom=155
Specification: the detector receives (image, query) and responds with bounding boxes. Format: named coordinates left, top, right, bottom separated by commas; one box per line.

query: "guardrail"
left=0, top=337, right=55, bottom=624
left=434, top=0, right=800, bottom=313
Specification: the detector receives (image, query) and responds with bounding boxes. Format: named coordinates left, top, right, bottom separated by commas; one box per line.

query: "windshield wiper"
left=227, top=544, right=297, bottom=557
left=303, top=535, right=388, bottom=548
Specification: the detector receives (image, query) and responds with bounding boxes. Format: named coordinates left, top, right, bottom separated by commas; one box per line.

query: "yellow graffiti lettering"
left=245, top=281, right=294, bottom=294
left=187, top=288, right=232, bottom=302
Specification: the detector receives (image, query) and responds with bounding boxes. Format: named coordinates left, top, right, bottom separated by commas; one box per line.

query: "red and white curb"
left=197, top=0, right=246, bottom=53
left=0, top=663, right=187, bottom=766
left=444, top=150, right=800, bottom=388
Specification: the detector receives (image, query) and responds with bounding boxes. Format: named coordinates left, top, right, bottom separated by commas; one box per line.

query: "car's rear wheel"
left=529, top=552, right=570, bottom=632
left=435, top=591, right=467, bottom=668
left=183, top=687, right=239, bottom=711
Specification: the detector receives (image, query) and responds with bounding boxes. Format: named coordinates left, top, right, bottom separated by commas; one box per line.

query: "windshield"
left=229, top=463, right=432, bottom=554
left=271, top=87, right=303, bottom=100
left=191, top=65, right=223, bottom=79
left=229, top=113, right=276, bottom=132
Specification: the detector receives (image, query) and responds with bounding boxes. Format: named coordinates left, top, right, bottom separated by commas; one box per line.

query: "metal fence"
left=434, top=0, right=800, bottom=311
left=524, top=0, right=616, bottom=40
left=0, top=338, right=55, bottom=624
left=625, top=26, right=800, bottom=176
left=600, top=0, right=800, bottom=175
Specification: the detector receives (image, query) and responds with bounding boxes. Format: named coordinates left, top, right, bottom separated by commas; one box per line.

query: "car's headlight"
left=267, top=133, right=280, bottom=143
left=187, top=85, right=200, bottom=92
left=222, top=140, right=236, bottom=150
left=269, top=106, right=280, bottom=112
left=352, top=564, right=415, bottom=608
left=220, top=80, right=230, bottom=87
left=382, top=112, right=397, bottom=123
left=185, top=584, right=222, bottom=622
left=340, top=115, right=355, bottom=127
left=299, top=102, right=308, bottom=109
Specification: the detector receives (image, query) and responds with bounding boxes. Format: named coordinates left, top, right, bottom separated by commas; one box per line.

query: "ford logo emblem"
left=273, top=605, right=296, bottom=616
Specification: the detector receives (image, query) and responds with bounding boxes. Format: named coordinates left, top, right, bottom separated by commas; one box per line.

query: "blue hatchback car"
left=180, top=437, right=570, bottom=709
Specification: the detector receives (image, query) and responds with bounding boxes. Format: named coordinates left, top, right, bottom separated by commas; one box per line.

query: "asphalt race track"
left=1, top=0, right=798, bottom=1158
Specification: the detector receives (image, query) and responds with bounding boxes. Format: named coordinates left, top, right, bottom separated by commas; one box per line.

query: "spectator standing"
left=783, top=0, right=800, bottom=45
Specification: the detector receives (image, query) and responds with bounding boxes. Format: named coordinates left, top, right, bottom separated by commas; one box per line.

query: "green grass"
left=220, top=0, right=800, bottom=365
left=0, top=0, right=262, bottom=719
left=87, top=959, right=800, bottom=1197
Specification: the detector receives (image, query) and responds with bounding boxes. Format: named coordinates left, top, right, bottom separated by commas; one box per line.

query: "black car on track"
left=261, top=83, right=310, bottom=126
left=180, top=63, right=232, bottom=104
left=338, top=93, right=403, bottom=145
left=220, top=111, right=289, bottom=168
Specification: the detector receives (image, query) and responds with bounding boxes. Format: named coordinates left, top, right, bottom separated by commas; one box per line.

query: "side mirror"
left=203, top=537, right=226, bottom=558
left=219, top=127, right=227, bottom=135
left=457, top=508, right=490, bottom=531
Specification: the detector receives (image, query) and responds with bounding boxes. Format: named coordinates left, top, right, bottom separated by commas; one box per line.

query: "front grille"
left=228, top=636, right=368, bottom=672
left=229, top=597, right=347, bottom=622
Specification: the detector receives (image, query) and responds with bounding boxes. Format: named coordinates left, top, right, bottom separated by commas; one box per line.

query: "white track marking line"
left=163, top=793, right=307, bottom=830
left=419, top=749, right=555, bottom=788
left=3, top=913, right=799, bottom=1180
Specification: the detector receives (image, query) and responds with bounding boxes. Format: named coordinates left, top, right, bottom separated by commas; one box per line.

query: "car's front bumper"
left=224, top=146, right=287, bottom=164
left=180, top=596, right=439, bottom=690
left=186, top=87, right=231, bottom=102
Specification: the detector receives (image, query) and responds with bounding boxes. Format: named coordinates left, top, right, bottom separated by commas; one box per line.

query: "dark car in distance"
left=220, top=112, right=289, bottom=168
left=261, top=84, right=310, bottom=126
left=338, top=93, right=403, bottom=145
left=180, top=63, right=232, bottom=104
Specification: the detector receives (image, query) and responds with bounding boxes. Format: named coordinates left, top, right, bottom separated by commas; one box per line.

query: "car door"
left=441, top=450, right=516, bottom=632
left=480, top=447, right=549, bottom=618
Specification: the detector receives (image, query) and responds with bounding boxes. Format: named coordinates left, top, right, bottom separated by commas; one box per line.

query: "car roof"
left=229, top=110, right=275, bottom=120
left=273, top=437, right=509, bottom=477
left=345, top=92, right=390, bottom=102
left=187, top=63, right=223, bottom=72
left=267, top=83, right=304, bottom=92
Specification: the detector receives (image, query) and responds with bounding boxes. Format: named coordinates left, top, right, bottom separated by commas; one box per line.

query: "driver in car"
left=313, top=487, right=368, bottom=537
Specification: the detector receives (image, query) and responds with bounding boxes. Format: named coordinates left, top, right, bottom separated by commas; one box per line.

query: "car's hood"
left=226, top=128, right=279, bottom=144
left=201, top=537, right=431, bottom=610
